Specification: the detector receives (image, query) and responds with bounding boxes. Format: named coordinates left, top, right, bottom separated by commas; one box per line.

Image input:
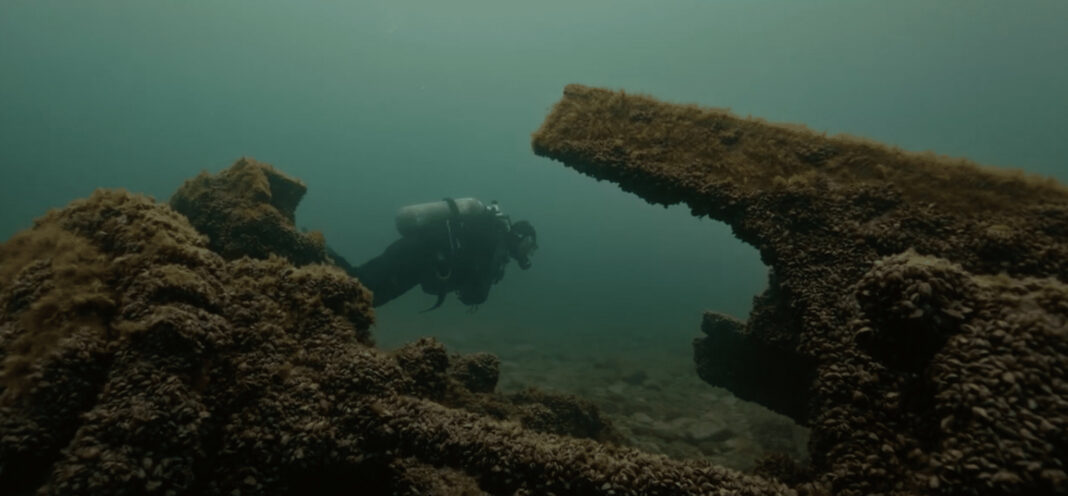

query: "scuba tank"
left=395, top=197, right=487, bottom=237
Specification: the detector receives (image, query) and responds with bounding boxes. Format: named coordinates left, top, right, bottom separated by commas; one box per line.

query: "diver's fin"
left=420, top=293, right=447, bottom=313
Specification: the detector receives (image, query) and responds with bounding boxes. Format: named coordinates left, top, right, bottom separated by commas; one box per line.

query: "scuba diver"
left=331, top=198, right=537, bottom=311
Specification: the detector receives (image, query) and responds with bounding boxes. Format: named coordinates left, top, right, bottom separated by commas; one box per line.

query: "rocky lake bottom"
left=377, top=317, right=810, bottom=472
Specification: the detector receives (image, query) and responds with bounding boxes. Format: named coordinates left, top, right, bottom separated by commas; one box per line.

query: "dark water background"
left=2, top=1, right=1066, bottom=368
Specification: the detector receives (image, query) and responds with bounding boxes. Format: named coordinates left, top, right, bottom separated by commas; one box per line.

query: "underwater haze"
left=2, top=0, right=1067, bottom=460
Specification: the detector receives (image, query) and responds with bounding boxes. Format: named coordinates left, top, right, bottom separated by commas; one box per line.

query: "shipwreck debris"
left=532, top=84, right=1068, bottom=495
left=0, top=158, right=791, bottom=495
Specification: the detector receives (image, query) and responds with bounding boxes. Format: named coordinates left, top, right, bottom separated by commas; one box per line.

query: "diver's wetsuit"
left=335, top=209, right=511, bottom=308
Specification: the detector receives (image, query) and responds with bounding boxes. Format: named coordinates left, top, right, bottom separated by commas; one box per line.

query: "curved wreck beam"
left=533, top=84, right=1068, bottom=494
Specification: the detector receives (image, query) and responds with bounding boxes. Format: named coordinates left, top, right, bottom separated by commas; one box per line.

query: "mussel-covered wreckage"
left=0, top=85, right=1064, bottom=495
left=532, top=85, right=1067, bottom=495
